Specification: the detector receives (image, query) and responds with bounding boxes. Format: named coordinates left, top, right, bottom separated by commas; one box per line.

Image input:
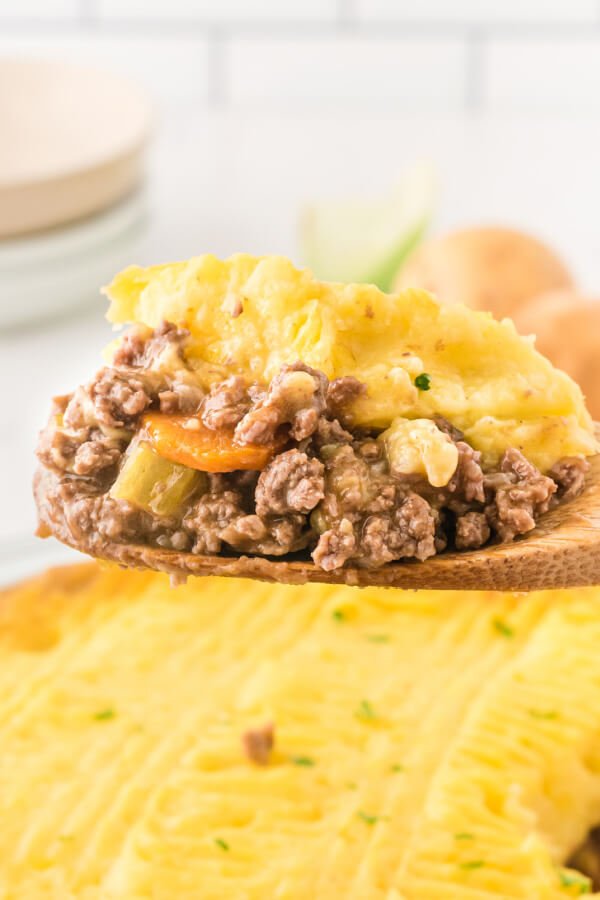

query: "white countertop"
left=3, top=108, right=600, bottom=582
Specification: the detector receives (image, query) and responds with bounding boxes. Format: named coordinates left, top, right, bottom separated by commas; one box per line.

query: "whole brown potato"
left=512, top=290, right=600, bottom=419
left=394, top=226, right=574, bottom=319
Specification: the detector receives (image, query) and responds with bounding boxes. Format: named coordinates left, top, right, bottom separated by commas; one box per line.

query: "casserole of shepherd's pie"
left=34, top=255, right=596, bottom=577
left=1, top=563, right=600, bottom=897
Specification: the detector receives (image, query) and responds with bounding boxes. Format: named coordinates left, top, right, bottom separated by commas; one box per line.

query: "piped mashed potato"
left=106, top=253, right=596, bottom=472
left=2, top=563, right=600, bottom=898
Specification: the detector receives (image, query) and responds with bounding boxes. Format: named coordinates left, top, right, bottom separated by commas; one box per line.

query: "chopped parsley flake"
left=357, top=811, right=388, bottom=826
left=559, top=869, right=592, bottom=893
left=454, top=832, right=475, bottom=841
left=367, top=634, right=390, bottom=644
left=414, top=373, right=431, bottom=391
left=355, top=699, right=377, bottom=721
left=346, top=781, right=358, bottom=790
left=529, top=709, right=559, bottom=720
left=391, top=764, right=405, bottom=773
left=460, top=860, right=485, bottom=871
left=492, top=618, right=514, bottom=639
left=291, top=755, right=316, bottom=767
left=214, top=838, right=230, bottom=852
left=94, top=708, right=115, bottom=721
left=332, top=609, right=346, bottom=622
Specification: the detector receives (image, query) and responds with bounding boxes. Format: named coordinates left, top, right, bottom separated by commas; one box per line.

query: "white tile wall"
left=228, top=36, right=466, bottom=107
left=1, top=1, right=600, bottom=114
left=357, top=0, right=599, bottom=26
left=0, top=0, right=79, bottom=17
left=486, top=38, right=600, bottom=111
left=97, top=0, right=338, bottom=23
left=0, top=33, right=209, bottom=105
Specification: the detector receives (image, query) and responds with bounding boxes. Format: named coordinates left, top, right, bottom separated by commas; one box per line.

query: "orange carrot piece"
left=141, top=413, right=282, bottom=473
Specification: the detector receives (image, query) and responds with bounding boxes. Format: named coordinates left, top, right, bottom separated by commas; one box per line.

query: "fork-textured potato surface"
left=1, top=564, right=600, bottom=898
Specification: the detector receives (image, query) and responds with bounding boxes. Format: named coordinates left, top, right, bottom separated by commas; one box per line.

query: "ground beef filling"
left=36, top=321, right=590, bottom=572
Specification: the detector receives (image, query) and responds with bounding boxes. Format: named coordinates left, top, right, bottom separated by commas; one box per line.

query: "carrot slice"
left=141, top=413, right=282, bottom=473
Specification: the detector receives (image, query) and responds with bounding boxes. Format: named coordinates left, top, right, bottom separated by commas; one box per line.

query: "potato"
left=104, top=253, right=595, bottom=471
left=379, top=418, right=458, bottom=487
left=512, top=290, right=600, bottom=420
left=394, top=226, right=574, bottom=319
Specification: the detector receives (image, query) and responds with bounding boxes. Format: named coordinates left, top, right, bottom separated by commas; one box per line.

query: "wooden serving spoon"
left=34, top=438, right=600, bottom=592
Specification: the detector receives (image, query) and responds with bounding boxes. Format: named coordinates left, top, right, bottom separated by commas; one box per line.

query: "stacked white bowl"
left=0, top=58, right=152, bottom=328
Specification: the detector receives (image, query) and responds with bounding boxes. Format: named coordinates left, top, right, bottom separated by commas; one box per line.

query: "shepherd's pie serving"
left=35, top=255, right=596, bottom=573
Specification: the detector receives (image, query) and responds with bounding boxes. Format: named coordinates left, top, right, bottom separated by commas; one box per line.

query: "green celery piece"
left=300, top=162, right=436, bottom=292
left=110, top=439, right=204, bottom=517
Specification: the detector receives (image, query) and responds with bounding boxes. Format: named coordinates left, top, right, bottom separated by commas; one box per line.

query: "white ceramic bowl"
left=0, top=58, right=152, bottom=238
left=0, top=188, right=148, bottom=328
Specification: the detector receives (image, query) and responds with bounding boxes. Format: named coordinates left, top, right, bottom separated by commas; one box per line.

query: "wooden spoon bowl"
left=34, top=432, right=600, bottom=592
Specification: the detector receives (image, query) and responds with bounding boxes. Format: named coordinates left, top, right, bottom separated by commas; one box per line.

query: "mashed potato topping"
left=105, top=254, right=596, bottom=472
left=3, top=564, right=600, bottom=897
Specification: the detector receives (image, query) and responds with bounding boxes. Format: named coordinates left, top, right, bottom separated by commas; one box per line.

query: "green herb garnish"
left=391, top=764, right=405, bottom=773
left=214, top=837, right=230, bottom=852
left=559, top=869, right=592, bottom=893
left=332, top=609, right=346, bottom=622
left=357, top=811, right=386, bottom=826
left=94, top=708, right=115, bottom=721
left=355, top=699, right=377, bottom=721
left=346, top=781, right=358, bottom=790
left=492, top=618, right=514, bottom=639
left=291, top=755, right=316, bottom=767
left=529, top=709, right=559, bottom=720
left=367, top=634, right=390, bottom=644
left=460, top=860, right=485, bottom=870
left=414, top=373, right=431, bottom=391
left=454, top=832, right=475, bottom=841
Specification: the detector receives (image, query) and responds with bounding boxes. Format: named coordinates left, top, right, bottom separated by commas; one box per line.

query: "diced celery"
left=110, top=439, right=205, bottom=517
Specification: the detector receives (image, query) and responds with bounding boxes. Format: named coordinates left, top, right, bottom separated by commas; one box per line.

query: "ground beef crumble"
left=484, top=448, right=557, bottom=542
left=234, top=362, right=328, bottom=445
left=201, top=376, right=251, bottom=430
left=455, top=511, right=490, bottom=551
left=112, top=320, right=190, bottom=369
left=326, top=376, right=367, bottom=425
left=255, top=449, right=324, bottom=517
left=242, top=723, right=275, bottom=766
left=549, top=455, right=590, bottom=502
left=35, top=321, right=591, bottom=571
